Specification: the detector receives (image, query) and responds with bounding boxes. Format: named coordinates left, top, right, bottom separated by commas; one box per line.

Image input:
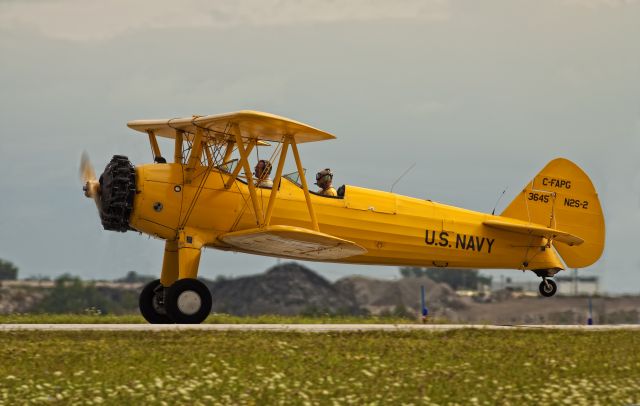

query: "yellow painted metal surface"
left=500, top=158, right=605, bottom=268
left=147, top=131, right=161, bottom=160
left=220, top=225, right=367, bottom=260
left=129, top=160, right=583, bottom=272
left=264, top=140, right=289, bottom=226
left=160, top=240, right=178, bottom=286
left=233, top=127, right=263, bottom=227
left=117, top=112, right=605, bottom=284
left=173, top=130, right=183, bottom=163
left=127, top=110, right=335, bottom=143
left=482, top=220, right=584, bottom=246
left=290, top=139, right=319, bottom=231
left=344, top=185, right=397, bottom=214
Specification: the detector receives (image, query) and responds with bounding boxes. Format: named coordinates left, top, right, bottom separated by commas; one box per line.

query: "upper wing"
left=127, top=110, right=335, bottom=144
left=218, top=225, right=367, bottom=260
left=483, top=219, right=584, bottom=246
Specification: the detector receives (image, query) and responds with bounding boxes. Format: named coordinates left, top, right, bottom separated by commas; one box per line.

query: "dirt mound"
left=0, top=286, right=47, bottom=313
left=335, top=275, right=467, bottom=317
left=207, top=262, right=362, bottom=316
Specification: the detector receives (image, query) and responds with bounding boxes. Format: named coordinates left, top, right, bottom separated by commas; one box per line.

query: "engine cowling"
left=99, top=155, right=136, bottom=232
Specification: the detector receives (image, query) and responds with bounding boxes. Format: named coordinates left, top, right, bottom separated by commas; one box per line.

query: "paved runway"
left=1, top=324, right=638, bottom=332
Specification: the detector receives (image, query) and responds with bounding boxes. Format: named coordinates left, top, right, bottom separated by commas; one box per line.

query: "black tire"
left=139, top=279, right=173, bottom=324
left=539, top=279, right=558, bottom=297
left=165, top=278, right=212, bottom=324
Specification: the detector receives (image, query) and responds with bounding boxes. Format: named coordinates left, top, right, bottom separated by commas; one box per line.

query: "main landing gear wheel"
left=165, top=278, right=212, bottom=324
left=539, top=279, right=558, bottom=297
left=139, top=279, right=173, bottom=324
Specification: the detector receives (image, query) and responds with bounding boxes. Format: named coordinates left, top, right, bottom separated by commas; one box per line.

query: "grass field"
left=0, top=329, right=638, bottom=405
left=0, top=313, right=421, bottom=324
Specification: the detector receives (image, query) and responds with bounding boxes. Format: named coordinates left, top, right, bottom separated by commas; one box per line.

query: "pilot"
left=254, top=159, right=273, bottom=188
left=315, top=168, right=337, bottom=197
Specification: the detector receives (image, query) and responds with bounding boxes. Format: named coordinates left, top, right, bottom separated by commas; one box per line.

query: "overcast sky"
left=0, top=0, right=639, bottom=293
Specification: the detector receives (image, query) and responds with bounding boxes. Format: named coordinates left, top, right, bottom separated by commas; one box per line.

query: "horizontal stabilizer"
left=483, top=220, right=584, bottom=246
left=219, top=225, right=367, bottom=260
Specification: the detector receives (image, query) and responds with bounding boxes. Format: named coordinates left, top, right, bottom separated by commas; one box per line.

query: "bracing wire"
left=179, top=128, right=225, bottom=229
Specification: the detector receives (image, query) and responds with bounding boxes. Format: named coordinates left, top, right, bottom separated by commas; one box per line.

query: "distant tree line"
left=0, top=259, right=18, bottom=280
left=399, top=267, right=492, bottom=290
left=115, top=271, right=155, bottom=284
left=30, top=274, right=138, bottom=314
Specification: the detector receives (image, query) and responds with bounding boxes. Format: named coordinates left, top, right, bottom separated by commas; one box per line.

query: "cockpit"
left=283, top=170, right=345, bottom=199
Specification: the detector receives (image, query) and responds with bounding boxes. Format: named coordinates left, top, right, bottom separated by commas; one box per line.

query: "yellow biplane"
left=81, top=111, right=605, bottom=323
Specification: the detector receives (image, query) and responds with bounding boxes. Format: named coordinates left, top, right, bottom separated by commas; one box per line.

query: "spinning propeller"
left=80, top=152, right=101, bottom=211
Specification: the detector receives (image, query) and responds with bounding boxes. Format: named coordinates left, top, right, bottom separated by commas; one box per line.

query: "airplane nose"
left=98, top=155, right=137, bottom=232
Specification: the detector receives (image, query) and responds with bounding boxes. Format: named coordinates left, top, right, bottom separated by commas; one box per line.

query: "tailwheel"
left=165, top=278, right=212, bottom=324
left=539, top=278, right=558, bottom=297
left=139, top=279, right=173, bottom=324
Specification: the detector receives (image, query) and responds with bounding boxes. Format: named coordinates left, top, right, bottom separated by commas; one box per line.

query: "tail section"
left=501, top=158, right=605, bottom=268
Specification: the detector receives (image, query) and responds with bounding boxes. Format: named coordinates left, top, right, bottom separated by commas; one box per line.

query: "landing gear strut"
left=538, top=278, right=557, bottom=297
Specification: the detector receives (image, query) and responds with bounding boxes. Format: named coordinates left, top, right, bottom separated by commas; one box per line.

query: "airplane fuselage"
left=129, top=163, right=563, bottom=271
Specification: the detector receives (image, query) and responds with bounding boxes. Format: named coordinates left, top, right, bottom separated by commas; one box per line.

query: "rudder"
left=501, top=158, right=605, bottom=268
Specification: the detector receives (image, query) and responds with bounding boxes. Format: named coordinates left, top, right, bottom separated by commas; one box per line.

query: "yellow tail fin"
left=501, top=158, right=605, bottom=268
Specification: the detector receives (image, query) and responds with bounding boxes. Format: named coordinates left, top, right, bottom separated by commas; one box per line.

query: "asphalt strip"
left=0, top=324, right=638, bottom=332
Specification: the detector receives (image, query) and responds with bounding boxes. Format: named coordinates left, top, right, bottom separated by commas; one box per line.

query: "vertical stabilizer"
left=501, top=158, right=605, bottom=268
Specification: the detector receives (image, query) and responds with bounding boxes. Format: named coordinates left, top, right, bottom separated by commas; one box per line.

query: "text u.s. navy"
left=425, top=230, right=495, bottom=254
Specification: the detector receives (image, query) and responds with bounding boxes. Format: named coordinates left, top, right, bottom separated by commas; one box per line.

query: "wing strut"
left=185, top=127, right=204, bottom=183
left=174, top=130, right=184, bottom=163
left=233, top=124, right=263, bottom=227
left=203, top=140, right=213, bottom=166
left=290, top=138, right=319, bottom=231
left=146, top=130, right=162, bottom=161
left=222, top=130, right=320, bottom=232
left=224, top=140, right=256, bottom=189
left=264, top=139, right=289, bottom=226
left=221, top=140, right=235, bottom=166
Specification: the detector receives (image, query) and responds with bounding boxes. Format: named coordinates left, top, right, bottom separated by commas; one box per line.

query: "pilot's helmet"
left=315, top=168, right=333, bottom=187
